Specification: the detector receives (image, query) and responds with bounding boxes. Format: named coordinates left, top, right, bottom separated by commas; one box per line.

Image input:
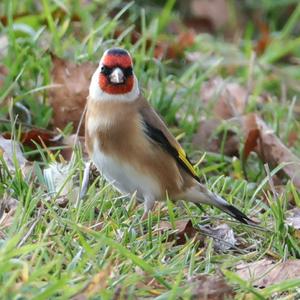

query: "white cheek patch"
left=89, top=66, right=140, bottom=103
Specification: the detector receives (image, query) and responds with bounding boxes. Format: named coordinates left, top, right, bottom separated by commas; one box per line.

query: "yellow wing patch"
left=176, top=146, right=198, bottom=177
left=142, top=117, right=198, bottom=180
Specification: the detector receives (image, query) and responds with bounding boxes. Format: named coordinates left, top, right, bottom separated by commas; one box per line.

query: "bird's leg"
left=141, top=196, right=155, bottom=221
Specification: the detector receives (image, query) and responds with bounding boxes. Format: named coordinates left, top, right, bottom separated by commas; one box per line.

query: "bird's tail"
left=184, top=185, right=257, bottom=225
left=207, top=191, right=257, bottom=225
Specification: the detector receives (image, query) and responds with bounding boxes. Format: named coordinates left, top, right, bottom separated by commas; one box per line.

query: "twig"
left=73, top=103, right=87, bottom=147
left=264, top=163, right=278, bottom=201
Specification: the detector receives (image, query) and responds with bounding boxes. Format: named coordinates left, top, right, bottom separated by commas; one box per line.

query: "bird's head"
left=89, top=48, right=139, bottom=102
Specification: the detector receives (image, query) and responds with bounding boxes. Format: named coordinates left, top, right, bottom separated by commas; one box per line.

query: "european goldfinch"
left=85, top=48, right=253, bottom=224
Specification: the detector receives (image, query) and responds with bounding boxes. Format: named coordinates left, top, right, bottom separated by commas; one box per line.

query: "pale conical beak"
left=109, top=67, right=125, bottom=84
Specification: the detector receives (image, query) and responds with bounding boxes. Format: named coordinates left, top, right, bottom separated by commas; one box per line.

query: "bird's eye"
left=100, top=65, right=111, bottom=75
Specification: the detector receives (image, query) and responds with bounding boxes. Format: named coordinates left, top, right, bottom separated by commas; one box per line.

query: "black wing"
left=143, top=120, right=200, bottom=182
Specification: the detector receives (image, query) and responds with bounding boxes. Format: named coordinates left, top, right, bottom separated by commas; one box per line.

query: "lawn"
left=1, top=0, right=300, bottom=299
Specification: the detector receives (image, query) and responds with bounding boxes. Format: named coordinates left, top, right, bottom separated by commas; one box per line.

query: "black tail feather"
left=224, top=204, right=257, bottom=225
left=186, top=184, right=258, bottom=226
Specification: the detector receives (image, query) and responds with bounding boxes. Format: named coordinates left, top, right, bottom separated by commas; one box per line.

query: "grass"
left=1, top=0, right=300, bottom=299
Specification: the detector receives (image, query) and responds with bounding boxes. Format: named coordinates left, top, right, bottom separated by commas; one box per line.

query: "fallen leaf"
left=200, top=78, right=248, bottom=119
left=194, top=84, right=300, bottom=189
left=113, top=27, right=141, bottom=45
left=192, top=118, right=239, bottom=156
left=2, top=128, right=62, bottom=148
left=243, top=128, right=260, bottom=161
left=202, top=223, right=236, bottom=251
left=0, top=12, right=35, bottom=26
left=0, top=194, right=18, bottom=238
left=0, top=64, right=8, bottom=89
left=49, top=55, right=96, bottom=135
left=173, top=219, right=200, bottom=245
left=114, top=25, right=195, bottom=60
left=0, top=194, right=18, bottom=216
left=154, top=30, right=196, bottom=60
left=155, top=219, right=203, bottom=245
left=286, top=208, right=300, bottom=234
left=240, top=114, right=300, bottom=189
left=2, top=128, right=80, bottom=161
left=189, top=274, right=235, bottom=300
left=236, top=259, right=300, bottom=287
left=180, top=0, right=230, bottom=33
left=43, top=162, right=79, bottom=200
left=41, top=161, right=97, bottom=209
left=255, top=21, right=271, bottom=55
left=177, top=30, right=196, bottom=49
left=0, top=135, right=29, bottom=174
left=156, top=219, right=236, bottom=250
left=287, top=130, right=298, bottom=148
left=55, top=196, right=69, bottom=208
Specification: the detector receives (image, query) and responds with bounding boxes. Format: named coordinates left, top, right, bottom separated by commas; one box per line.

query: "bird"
left=85, top=47, right=254, bottom=224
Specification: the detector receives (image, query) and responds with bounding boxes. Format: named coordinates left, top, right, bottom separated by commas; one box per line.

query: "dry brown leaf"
left=154, top=30, right=196, bottom=60
left=155, top=219, right=203, bottom=245
left=173, top=219, right=199, bottom=245
left=49, top=55, right=97, bottom=135
left=2, top=129, right=86, bottom=161
left=286, top=207, right=300, bottom=231
left=193, top=79, right=268, bottom=156
left=0, top=64, right=8, bottom=89
left=189, top=274, right=235, bottom=300
left=156, top=219, right=236, bottom=250
left=236, top=259, right=300, bottom=287
left=201, top=78, right=248, bottom=119
left=0, top=195, right=18, bottom=239
left=2, top=128, right=62, bottom=149
left=114, top=24, right=195, bottom=60
left=192, top=118, right=239, bottom=156
left=113, top=27, right=141, bottom=45
left=255, top=21, right=272, bottom=56
left=194, top=84, right=300, bottom=190
left=287, top=130, right=298, bottom=148
left=203, top=223, right=236, bottom=251
left=0, top=135, right=29, bottom=174
left=243, top=127, right=260, bottom=161
left=0, top=194, right=18, bottom=214
left=240, top=113, right=300, bottom=189
left=180, top=0, right=230, bottom=33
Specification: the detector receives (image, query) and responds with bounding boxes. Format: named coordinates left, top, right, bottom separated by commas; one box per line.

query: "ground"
left=0, top=1, right=300, bottom=299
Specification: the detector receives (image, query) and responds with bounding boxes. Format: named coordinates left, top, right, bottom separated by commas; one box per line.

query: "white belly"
left=91, top=141, right=160, bottom=201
